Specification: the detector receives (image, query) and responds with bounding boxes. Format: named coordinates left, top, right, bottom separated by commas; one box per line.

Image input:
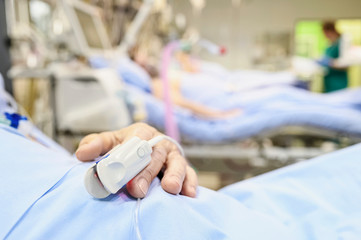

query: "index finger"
left=121, top=123, right=159, bottom=142
left=75, top=131, right=121, bottom=161
left=75, top=123, right=159, bottom=161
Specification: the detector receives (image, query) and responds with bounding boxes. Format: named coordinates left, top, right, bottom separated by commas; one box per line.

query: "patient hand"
left=75, top=123, right=198, bottom=198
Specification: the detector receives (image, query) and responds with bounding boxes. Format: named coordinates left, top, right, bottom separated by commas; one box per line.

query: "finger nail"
left=137, top=178, right=148, bottom=196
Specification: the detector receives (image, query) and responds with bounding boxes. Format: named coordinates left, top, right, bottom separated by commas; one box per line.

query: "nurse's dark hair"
left=322, top=21, right=340, bottom=35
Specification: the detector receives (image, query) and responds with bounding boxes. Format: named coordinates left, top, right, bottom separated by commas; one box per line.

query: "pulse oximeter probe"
left=84, top=135, right=184, bottom=199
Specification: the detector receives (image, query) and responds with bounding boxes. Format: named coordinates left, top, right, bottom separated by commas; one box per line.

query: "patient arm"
left=152, top=78, right=241, bottom=119
left=173, top=96, right=241, bottom=119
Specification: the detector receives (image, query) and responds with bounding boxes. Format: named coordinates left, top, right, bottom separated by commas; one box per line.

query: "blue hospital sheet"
left=182, top=67, right=297, bottom=92
left=89, top=56, right=297, bottom=95
left=84, top=56, right=361, bottom=140
left=221, top=143, right=361, bottom=240
left=1, top=126, right=361, bottom=239
left=89, top=56, right=361, bottom=142
left=0, top=127, right=290, bottom=240
left=126, top=86, right=361, bottom=143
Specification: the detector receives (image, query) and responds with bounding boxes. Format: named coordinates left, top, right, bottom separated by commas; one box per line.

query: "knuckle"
left=136, top=122, right=148, bottom=128
left=165, top=141, right=176, bottom=152
left=173, top=155, right=188, bottom=168
left=134, top=128, right=153, bottom=140
left=168, top=150, right=182, bottom=160
left=152, top=148, right=167, bottom=163
left=133, top=122, right=148, bottom=129
left=133, top=123, right=156, bottom=134
left=100, top=132, right=117, bottom=147
left=170, top=168, right=185, bottom=179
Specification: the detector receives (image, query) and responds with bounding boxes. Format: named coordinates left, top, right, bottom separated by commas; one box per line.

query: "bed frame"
left=182, top=125, right=361, bottom=187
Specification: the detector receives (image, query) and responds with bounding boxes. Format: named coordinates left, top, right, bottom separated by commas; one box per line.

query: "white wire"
left=134, top=198, right=143, bottom=240
left=133, top=136, right=184, bottom=240
left=148, top=135, right=185, bottom=157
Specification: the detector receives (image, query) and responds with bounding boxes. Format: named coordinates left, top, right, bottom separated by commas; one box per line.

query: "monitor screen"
left=74, top=8, right=104, bottom=49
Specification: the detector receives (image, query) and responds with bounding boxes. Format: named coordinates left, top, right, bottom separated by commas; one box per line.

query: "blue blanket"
left=221, top=143, right=361, bottom=239
left=127, top=86, right=361, bottom=143
left=1, top=126, right=361, bottom=239
left=0, top=127, right=289, bottom=240
left=89, top=57, right=361, bottom=142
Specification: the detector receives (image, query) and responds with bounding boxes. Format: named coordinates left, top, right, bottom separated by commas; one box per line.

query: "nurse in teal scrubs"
left=319, top=21, right=348, bottom=93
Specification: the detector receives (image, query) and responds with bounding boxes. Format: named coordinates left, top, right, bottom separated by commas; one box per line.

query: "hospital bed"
left=1, top=118, right=361, bottom=239
left=90, top=56, right=300, bottom=94
left=5, top=57, right=360, bottom=178
left=125, top=82, right=361, bottom=177
left=81, top=59, right=361, bottom=180
left=105, top=57, right=361, bottom=142
left=53, top=57, right=359, bottom=176
left=126, top=85, right=361, bottom=142
left=198, top=59, right=298, bottom=89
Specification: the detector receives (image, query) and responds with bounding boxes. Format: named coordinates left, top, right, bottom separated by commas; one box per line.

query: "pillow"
left=117, top=58, right=152, bottom=93
left=89, top=56, right=153, bottom=93
left=88, top=56, right=111, bottom=69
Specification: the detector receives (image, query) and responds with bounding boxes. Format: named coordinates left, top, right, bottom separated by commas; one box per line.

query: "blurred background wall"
left=171, top=0, right=361, bottom=70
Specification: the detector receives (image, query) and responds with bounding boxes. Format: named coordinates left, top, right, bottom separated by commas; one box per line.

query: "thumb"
left=75, top=136, right=104, bottom=161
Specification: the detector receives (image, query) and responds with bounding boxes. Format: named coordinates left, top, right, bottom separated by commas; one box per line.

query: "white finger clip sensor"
left=84, top=135, right=184, bottom=199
